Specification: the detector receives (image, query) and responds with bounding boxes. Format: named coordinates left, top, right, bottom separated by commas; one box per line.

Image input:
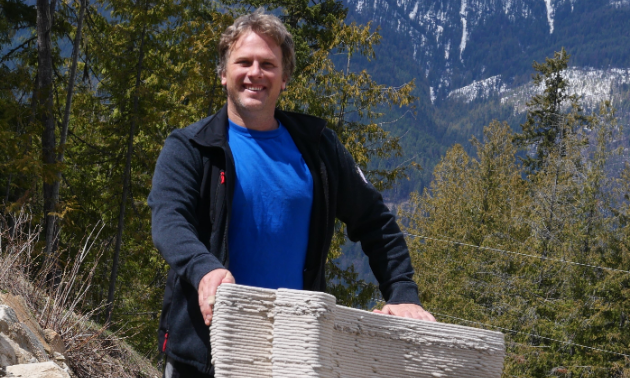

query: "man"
left=148, top=10, right=435, bottom=378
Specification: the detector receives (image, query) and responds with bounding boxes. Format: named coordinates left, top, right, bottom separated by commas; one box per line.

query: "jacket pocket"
left=158, top=269, right=177, bottom=353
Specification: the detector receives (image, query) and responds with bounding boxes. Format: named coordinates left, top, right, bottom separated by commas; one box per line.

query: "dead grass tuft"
left=0, top=210, right=159, bottom=378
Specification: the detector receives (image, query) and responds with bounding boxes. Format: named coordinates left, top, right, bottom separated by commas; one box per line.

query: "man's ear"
left=221, top=72, right=227, bottom=86
left=281, top=75, right=287, bottom=91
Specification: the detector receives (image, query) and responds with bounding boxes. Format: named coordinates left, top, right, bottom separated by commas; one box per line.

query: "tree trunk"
left=57, top=0, right=86, bottom=164
left=4, top=174, right=12, bottom=204
left=105, top=24, right=147, bottom=324
left=37, top=0, right=58, bottom=276
left=46, top=0, right=87, bottom=251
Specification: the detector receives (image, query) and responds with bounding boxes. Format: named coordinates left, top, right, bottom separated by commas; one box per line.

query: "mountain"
left=340, top=0, right=630, bottom=199
left=346, top=0, right=630, bottom=94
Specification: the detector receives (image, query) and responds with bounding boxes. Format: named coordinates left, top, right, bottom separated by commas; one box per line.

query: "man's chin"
left=227, top=93, right=278, bottom=119
left=233, top=100, right=267, bottom=114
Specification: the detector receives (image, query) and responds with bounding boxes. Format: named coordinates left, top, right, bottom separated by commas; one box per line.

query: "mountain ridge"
left=345, top=0, right=630, bottom=96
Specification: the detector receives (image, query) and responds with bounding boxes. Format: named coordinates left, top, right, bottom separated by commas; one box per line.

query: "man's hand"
left=198, top=269, right=235, bottom=326
left=373, top=303, right=437, bottom=322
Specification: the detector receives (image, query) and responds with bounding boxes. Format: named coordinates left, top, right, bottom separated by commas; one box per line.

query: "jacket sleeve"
left=331, top=132, right=421, bottom=306
left=148, top=129, right=225, bottom=290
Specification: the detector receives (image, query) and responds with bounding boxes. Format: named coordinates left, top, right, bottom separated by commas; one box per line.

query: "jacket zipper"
left=220, top=144, right=236, bottom=268
left=212, top=170, right=225, bottom=225
left=162, top=331, right=169, bottom=352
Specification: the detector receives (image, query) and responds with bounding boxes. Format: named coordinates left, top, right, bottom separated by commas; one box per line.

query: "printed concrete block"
left=211, top=284, right=505, bottom=378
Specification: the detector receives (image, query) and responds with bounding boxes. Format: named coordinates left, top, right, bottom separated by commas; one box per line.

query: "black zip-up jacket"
left=148, top=105, right=420, bottom=374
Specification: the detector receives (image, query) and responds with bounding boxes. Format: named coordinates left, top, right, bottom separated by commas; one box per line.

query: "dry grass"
left=0, top=211, right=160, bottom=378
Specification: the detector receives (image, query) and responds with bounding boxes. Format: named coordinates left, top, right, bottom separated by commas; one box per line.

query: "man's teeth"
left=246, top=86, right=263, bottom=91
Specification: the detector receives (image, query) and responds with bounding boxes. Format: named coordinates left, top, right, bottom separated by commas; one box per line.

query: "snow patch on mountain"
left=544, top=0, right=555, bottom=33
left=503, top=0, right=514, bottom=20
left=448, top=68, right=630, bottom=113
left=445, top=40, right=450, bottom=60
left=447, top=75, right=508, bottom=102
left=409, top=1, right=419, bottom=19
left=610, top=0, right=630, bottom=7
left=500, top=68, right=630, bottom=113
left=459, top=0, right=468, bottom=61
left=436, top=25, right=443, bottom=43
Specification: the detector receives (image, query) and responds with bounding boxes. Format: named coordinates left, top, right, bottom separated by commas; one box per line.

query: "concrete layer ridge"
left=210, top=284, right=505, bottom=377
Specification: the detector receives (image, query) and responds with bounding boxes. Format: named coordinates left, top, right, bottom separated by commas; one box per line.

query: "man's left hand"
left=373, top=303, right=437, bottom=322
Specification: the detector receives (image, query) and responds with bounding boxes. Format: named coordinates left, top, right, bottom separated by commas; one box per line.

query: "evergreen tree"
left=514, top=48, right=588, bottom=172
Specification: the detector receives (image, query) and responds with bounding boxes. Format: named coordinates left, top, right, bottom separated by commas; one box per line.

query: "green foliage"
left=325, top=258, right=379, bottom=310
left=404, top=63, right=630, bottom=375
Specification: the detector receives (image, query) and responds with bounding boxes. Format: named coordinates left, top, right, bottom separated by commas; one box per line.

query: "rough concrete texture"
left=6, top=361, right=70, bottom=378
left=211, top=284, right=505, bottom=378
left=211, top=285, right=275, bottom=377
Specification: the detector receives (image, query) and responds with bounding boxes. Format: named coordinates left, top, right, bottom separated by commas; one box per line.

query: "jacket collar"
left=191, top=104, right=327, bottom=148
left=191, top=105, right=229, bottom=148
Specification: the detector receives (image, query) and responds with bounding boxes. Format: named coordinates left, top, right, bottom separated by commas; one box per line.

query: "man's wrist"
left=191, top=260, right=225, bottom=292
left=384, top=281, right=421, bottom=306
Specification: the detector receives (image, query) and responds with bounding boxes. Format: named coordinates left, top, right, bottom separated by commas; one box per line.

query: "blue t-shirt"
left=227, top=119, right=313, bottom=290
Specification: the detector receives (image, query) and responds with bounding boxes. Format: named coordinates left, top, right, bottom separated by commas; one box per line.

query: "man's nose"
left=248, top=61, right=263, bottom=77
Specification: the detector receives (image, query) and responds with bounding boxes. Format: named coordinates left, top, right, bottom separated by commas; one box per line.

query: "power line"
left=403, top=232, right=630, bottom=275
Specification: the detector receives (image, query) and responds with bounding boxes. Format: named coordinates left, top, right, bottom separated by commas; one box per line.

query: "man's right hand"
left=198, top=269, right=235, bottom=326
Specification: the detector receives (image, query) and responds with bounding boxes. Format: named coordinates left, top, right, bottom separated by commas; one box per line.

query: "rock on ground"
left=6, top=361, right=70, bottom=378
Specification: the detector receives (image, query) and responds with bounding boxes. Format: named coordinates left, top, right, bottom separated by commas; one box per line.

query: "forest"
left=403, top=50, right=630, bottom=377
left=1, top=0, right=629, bottom=376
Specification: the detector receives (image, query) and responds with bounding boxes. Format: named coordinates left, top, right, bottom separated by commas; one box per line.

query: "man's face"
left=221, top=31, right=286, bottom=122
